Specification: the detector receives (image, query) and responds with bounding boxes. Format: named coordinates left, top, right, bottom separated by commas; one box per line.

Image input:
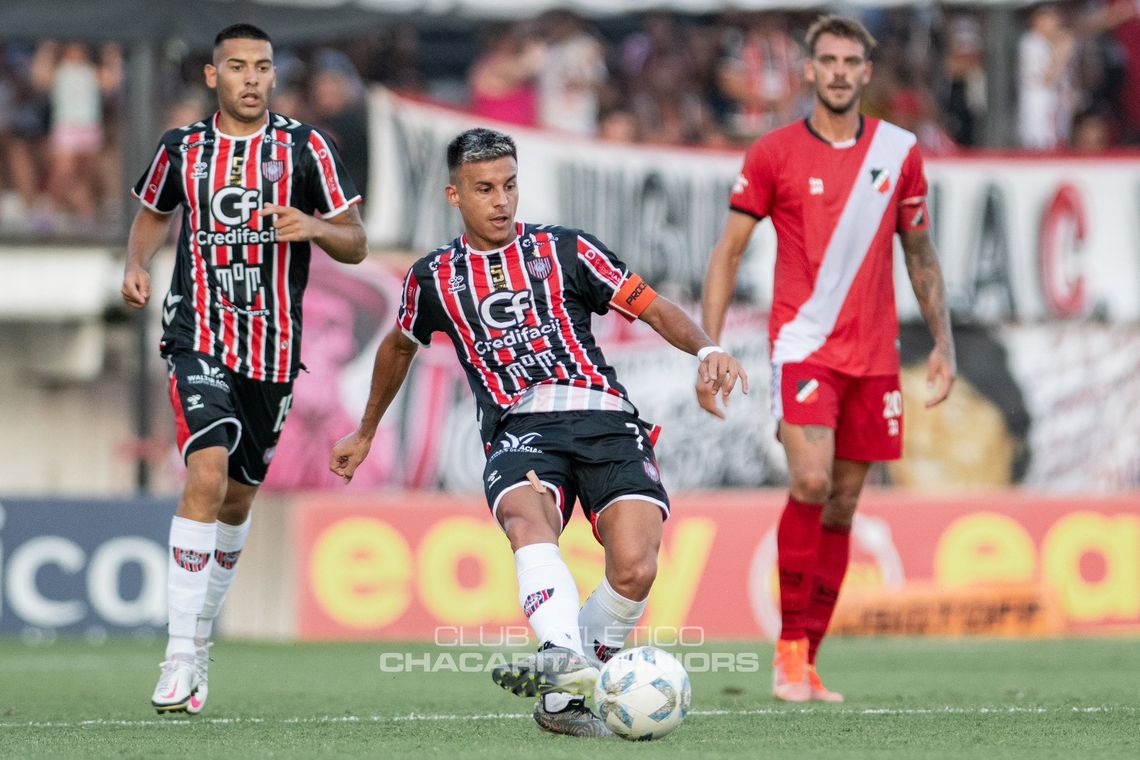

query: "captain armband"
left=610, top=273, right=658, bottom=321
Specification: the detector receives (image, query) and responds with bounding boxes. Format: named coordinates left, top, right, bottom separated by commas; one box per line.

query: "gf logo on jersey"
left=732, top=173, right=749, bottom=196
left=870, top=168, right=892, bottom=194
left=211, top=186, right=261, bottom=227
left=809, top=177, right=824, bottom=195
left=479, top=290, right=532, bottom=329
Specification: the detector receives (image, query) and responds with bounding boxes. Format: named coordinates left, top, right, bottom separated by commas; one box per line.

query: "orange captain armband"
left=610, top=273, right=658, bottom=321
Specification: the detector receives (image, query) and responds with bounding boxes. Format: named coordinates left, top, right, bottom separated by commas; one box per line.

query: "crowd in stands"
left=1, top=3, right=1138, bottom=237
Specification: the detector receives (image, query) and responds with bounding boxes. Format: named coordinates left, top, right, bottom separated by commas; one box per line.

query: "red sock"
left=776, top=497, right=823, bottom=642
left=806, top=524, right=851, bottom=664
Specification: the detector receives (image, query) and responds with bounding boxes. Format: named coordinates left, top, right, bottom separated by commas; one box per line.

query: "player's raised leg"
left=491, top=484, right=598, bottom=699
left=579, top=499, right=661, bottom=666
left=152, top=446, right=226, bottom=713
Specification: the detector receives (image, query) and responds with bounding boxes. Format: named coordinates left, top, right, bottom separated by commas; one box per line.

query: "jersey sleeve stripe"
left=136, top=148, right=172, bottom=212
left=307, top=131, right=360, bottom=215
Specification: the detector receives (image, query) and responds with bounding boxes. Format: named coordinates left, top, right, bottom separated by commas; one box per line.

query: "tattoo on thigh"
left=804, top=425, right=830, bottom=443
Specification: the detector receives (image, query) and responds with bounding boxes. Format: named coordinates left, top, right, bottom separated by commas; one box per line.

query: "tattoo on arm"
left=901, top=229, right=953, bottom=351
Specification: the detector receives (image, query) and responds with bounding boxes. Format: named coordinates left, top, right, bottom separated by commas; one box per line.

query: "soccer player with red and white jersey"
left=700, top=15, right=956, bottom=702
left=120, top=24, right=366, bottom=714
left=331, top=127, right=746, bottom=737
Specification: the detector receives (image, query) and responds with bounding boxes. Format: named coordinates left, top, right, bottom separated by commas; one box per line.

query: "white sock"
left=196, top=514, right=252, bottom=641
left=579, top=575, right=648, bottom=667
left=165, top=516, right=217, bottom=658
left=514, top=543, right=585, bottom=656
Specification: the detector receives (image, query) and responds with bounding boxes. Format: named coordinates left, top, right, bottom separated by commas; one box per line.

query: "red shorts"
left=771, top=362, right=903, bottom=462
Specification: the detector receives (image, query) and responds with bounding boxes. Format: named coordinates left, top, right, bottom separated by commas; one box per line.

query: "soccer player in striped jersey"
left=330, top=127, right=747, bottom=737
left=700, top=15, right=957, bottom=702
left=121, top=23, right=367, bottom=714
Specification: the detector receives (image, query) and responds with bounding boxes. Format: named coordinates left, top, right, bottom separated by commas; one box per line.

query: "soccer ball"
left=593, top=646, right=691, bottom=741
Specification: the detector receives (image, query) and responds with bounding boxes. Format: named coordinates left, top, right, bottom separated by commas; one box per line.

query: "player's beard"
left=816, top=81, right=862, bottom=116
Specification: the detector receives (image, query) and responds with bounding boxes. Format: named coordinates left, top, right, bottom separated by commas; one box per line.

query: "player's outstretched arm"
left=701, top=210, right=758, bottom=343
left=693, top=210, right=757, bottom=417
left=900, top=228, right=957, bottom=407
left=638, top=296, right=749, bottom=419
left=261, top=203, right=367, bottom=264
left=122, top=206, right=175, bottom=309
left=329, top=327, right=419, bottom=483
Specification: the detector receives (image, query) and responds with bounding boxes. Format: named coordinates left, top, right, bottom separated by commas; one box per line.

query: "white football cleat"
left=151, top=653, right=195, bottom=713
left=185, top=639, right=213, bottom=715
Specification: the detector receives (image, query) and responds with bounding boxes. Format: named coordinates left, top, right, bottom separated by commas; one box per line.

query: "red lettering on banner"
left=1039, top=183, right=1087, bottom=318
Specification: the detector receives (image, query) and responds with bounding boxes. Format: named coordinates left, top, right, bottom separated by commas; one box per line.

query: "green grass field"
left=2, top=637, right=1137, bottom=759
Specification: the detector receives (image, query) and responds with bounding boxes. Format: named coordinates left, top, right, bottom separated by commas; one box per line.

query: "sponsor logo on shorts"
left=214, top=549, right=242, bottom=570
left=643, top=459, right=660, bottom=482
left=263, top=445, right=277, bottom=465
left=488, top=432, right=543, bottom=462
left=795, top=378, right=820, bottom=404
left=187, top=358, right=230, bottom=391
left=486, top=469, right=502, bottom=487
left=172, top=547, right=210, bottom=572
left=523, top=588, right=555, bottom=618
left=186, top=393, right=204, bottom=411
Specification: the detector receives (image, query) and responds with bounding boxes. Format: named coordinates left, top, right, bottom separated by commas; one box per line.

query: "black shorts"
left=166, top=352, right=294, bottom=486
left=483, top=410, right=670, bottom=536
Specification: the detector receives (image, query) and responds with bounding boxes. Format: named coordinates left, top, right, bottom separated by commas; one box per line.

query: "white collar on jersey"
left=461, top=222, right=525, bottom=255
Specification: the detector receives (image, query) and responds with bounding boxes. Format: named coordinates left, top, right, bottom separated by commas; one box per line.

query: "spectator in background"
left=941, top=14, right=987, bottom=146
left=468, top=23, right=543, bottom=127
left=718, top=13, right=802, bottom=142
left=888, top=89, right=959, bottom=155
left=36, top=41, right=121, bottom=232
left=310, top=49, right=370, bottom=200
left=1087, top=0, right=1140, bottom=143
left=537, top=11, right=606, bottom=136
left=1070, top=106, right=1114, bottom=149
left=0, top=43, right=49, bottom=232
left=631, top=53, right=714, bottom=145
left=1018, top=3, right=1077, bottom=149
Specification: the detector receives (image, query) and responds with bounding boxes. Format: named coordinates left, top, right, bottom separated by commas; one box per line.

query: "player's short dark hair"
left=214, top=23, right=272, bottom=49
left=447, top=128, right=517, bottom=174
left=804, top=15, right=877, bottom=58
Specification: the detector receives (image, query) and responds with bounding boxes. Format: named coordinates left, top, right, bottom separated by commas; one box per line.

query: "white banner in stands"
left=367, top=87, right=1140, bottom=322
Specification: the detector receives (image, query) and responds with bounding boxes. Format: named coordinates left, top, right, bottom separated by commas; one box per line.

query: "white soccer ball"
left=593, top=646, right=691, bottom=741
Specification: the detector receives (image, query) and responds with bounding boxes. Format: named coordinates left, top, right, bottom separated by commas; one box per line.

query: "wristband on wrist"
left=697, top=345, right=724, bottom=363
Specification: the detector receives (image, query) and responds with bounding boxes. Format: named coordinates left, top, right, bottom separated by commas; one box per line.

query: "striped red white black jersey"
left=398, top=223, right=646, bottom=445
left=133, top=111, right=361, bottom=383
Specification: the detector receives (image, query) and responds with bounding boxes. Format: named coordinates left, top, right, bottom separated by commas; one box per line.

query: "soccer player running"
left=121, top=24, right=367, bottom=714
left=699, top=15, right=956, bottom=702
left=330, top=127, right=747, bottom=736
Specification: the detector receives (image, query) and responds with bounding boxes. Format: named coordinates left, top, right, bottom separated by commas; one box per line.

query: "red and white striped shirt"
left=133, top=111, right=361, bottom=382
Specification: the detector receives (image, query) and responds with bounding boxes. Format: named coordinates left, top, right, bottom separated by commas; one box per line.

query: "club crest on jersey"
left=261, top=159, right=285, bottom=183
left=870, top=168, right=892, bottom=194
left=526, top=255, right=553, bottom=280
